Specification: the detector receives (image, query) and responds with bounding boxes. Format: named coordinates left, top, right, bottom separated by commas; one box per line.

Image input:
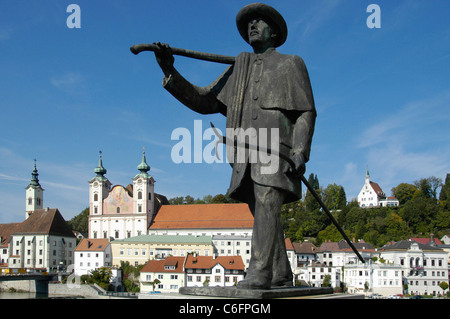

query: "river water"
left=0, top=292, right=85, bottom=299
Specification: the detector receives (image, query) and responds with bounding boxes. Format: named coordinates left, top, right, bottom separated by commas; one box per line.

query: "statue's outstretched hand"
left=153, top=42, right=175, bottom=76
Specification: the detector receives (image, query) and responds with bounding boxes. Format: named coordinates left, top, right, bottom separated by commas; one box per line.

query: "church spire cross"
left=94, top=150, right=107, bottom=177
left=29, top=159, right=41, bottom=188
left=137, top=146, right=151, bottom=174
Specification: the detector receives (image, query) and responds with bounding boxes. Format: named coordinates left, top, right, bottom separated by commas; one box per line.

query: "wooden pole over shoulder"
left=130, top=43, right=236, bottom=65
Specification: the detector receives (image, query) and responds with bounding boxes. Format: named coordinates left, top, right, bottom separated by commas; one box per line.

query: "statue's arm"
left=162, top=67, right=230, bottom=115
left=288, top=56, right=316, bottom=175
left=153, top=42, right=228, bottom=115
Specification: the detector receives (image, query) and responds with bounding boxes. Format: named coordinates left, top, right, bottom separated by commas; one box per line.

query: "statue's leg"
left=271, top=220, right=294, bottom=287
left=237, top=183, right=285, bottom=289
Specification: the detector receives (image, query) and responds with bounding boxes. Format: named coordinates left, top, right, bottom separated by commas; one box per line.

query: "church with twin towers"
left=88, top=149, right=168, bottom=240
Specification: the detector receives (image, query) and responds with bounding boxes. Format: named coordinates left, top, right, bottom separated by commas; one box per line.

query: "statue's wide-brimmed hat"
left=236, top=3, right=288, bottom=48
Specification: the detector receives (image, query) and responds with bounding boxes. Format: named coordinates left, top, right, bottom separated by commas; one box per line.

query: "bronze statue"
left=138, top=3, right=317, bottom=289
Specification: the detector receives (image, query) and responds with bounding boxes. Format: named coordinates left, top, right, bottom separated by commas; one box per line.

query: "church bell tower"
left=132, top=147, right=155, bottom=230
left=25, top=160, right=44, bottom=219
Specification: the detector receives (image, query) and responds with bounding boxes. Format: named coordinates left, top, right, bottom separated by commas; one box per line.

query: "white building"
left=0, top=208, right=76, bottom=271
left=0, top=165, right=76, bottom=272
left=357, top=168, right=399, bottom=208
left=296, top=261, right=342, bottom=288
left=88, top=150, right=167, bottom=240
left=184, top=255, right=245, bottom=288
left=345, top=261, right=403, bottom=296
left=378, top=240, right=449, bottom=296
left=139, top=256, right=186, bottom=293
left=212, top=235, right=252, bottom=269
left=74, top=238, right=112, bottom=276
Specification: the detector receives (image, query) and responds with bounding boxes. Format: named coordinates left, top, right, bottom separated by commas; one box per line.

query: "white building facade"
left=74, top=238, right=112, bottom=276
left=139, top=256, right=186, bottom=293
left=88, top=150, right=156, bottom=240
left=378, top=240, right=449, bottom=296
left=184, top=255, right=245, bottom=288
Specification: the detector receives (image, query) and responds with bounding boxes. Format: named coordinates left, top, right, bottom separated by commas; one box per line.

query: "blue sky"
left=1, top=1, right=449, bottom=223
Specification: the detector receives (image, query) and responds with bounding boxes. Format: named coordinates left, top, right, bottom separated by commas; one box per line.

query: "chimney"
left=430, top=233, right=435, bottom=246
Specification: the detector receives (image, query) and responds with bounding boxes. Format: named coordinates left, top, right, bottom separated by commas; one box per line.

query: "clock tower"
left=132, top=147, right=155, bottom=230
left=88, top=151, right=112, bottom=237
left=25, top=160, right=44, bottom=219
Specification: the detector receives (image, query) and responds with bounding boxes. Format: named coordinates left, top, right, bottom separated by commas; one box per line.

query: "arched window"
left=116, top=207, right=120, bottom=214
left=138, top=205, right=142, bottom=213
left=94, top=193, right=98, bottom=201
left=138, top=191, right=142, bottom=200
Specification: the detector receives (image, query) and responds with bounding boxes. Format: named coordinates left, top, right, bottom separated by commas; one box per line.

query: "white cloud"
left=50, top=72, right=85, bottom=93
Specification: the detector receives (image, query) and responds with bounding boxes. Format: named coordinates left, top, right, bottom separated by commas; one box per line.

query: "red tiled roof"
left=410, top=237, right=443, bottom=245
left=141, top=256, right=186, bottom=273
left=285, top=238, right=294, bottom=251
left=0, top=223, right=21, bottom=247
left=293, top=242, right=317, bottom=254
left=369, top=182, right=385, bottom=197
left=184, top=255, right=245, bottom=271
left=149, top=204, right=254, bottom=230
left=0, top=209, right=74, bottom=247
left=75, top=238, right=110, bottom=252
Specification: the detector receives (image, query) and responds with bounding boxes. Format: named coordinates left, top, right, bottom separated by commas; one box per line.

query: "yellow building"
left=110, top=234, right=213, bottom=267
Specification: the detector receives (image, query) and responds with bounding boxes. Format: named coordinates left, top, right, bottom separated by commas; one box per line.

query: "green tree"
left=391, top=183, right=417, bottom=205
left=399, top=196, right=439, bottom=234
left=439, top=281, right=449, bottom=295
left=120, top=261, right=144, bottom=292
left=211, top=194, right=228, bottom=203
left=439, top=174, right=450, bottom=210
left=150, top=279, right=161, bottom=291
left=67, top=207, right=89, bottom=235
left=322, top=184, right=347, bottom=211
left=304, top=174, right=320, bottom=212
left=316, top=225, right=343, bottom=245
left=86, top=267, right=113, bottom=291
left=168, top=196, right=184, bottom=205
left=322, top=275, right=331, bottom=287
left=385, top=212, right=410, bottom=241
left=184, top=195, right=195, bottom=204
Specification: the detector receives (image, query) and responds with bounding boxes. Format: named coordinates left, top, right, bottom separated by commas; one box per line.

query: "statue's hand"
left=153, top=42, right=175, bottom=76
left=287, top=152, right=305, bottom=177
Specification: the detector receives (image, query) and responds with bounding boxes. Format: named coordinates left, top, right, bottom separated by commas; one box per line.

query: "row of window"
left=78, top=253, right=110, bottom=258
left=79, top=262, right=111, bottom=267
left=10, top=258, right=73, bottom=266
left=92, top=230, right=143, bottom=239
left=118, top=248, right=206, bottom=257
left=14, top=240, right=72, bottom=247
left=400, top=258, right=445, bottom=267
left=187, top=276, right=239, bottom=283
left=213, top=241, right=250, bottom=246
left=27, top=197, right=41, bottom=205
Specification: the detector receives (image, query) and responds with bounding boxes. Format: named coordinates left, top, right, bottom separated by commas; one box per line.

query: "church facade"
left=357, top=168, right=399, bottom=208
left=88, top=150, right=167, bottom=240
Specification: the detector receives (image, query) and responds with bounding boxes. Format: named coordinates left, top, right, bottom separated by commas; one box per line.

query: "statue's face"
left=248, top=18, right=275, bottom=47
